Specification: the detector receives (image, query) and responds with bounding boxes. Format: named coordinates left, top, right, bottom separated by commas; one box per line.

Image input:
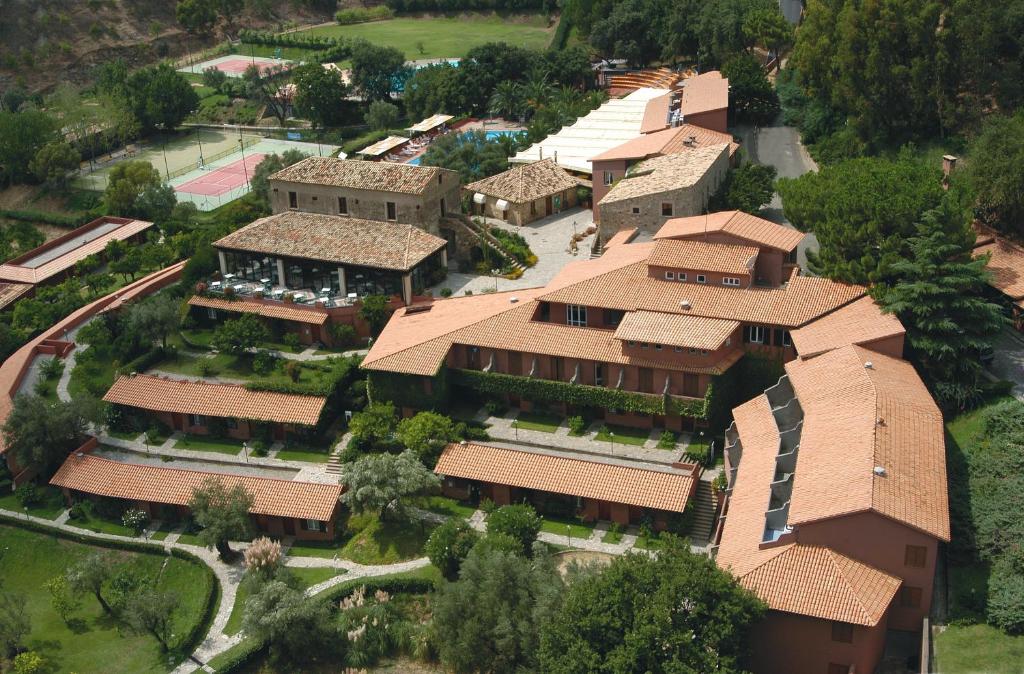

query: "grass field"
left=540, top=514, right=594, bottom=540
left=595, top=424, right=651, bottom=447
left=307, top=14, right=554, bottom=61
left=276, top=442, right=332, bottom=463
left=287, top=512, right=435, bottom=565
left=513, top=411, right=562, bottom=433
left=0, top=524, right=214, bottom=673
left=224, top=568, right=347, bottom=636
left=174, top=434, right=245, bottom=455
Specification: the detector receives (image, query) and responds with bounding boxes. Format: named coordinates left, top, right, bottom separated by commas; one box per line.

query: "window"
left=539, top=302, right=551, bottom=322
left=207, top=308, right=217, bottom=320
left=603, top=309, right=625, bottom=327
left=386, top=201, right=397, bottom=221
left=552, top=356, right=564, bottom=380
left=440, top=198, right=447, bottom=214
left=638, top=368, right=654, bottom=393
left=641, top=342, right=649, bottom=349
left=661, top=202, right=673, bottom=217
left=831, top=622, right=854, bottom=643
left=567, top=304, right=588, bottom=327
left=722, top=277, right=741, bottom=286
left=632, top=207, right=641, bottom=214
left=225, top=418, right=238, bottom=429
left=509, top=352, right=522, bottom=375
left=745, top=325, right=766, bottom=344
left=603, top=171, right=614, bottom=186
left=788, top=249, right=799, bottom=263
left=899, top=586, right=922, bottom=608
left=187, top=413, right=205, bottom=427
left=665, top=271, right=675, bottom=280
left=438, top=174, right=443, bottom=184
left=627, top=340, right=636, bottom=346
left=302, top=519, right=324, bottom=532
left=674, top=346, right=682, bottom=353
left=683, top=373, right=699, bottom=397
left=828, top=664, right=850, bottom=674
left=338, top=196, right=348, bottom=215
left=677, top=273, right=687, bottom=282
left=288, top=191, right=297, bottom=208
left=655, top=344, right=662, bottom=351
left=595, top=364, right=604, bottom=386
left=905, top=545, right=928, bottom=568
left=696, top=274, right=707, bottom=284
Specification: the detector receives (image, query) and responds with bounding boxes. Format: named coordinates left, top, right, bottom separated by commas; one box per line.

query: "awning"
left=406, top=114, right=454, bottom=134
left=358, top=135, right=408, bottom=157
left=473, top=192, right=486, bottom=205
left=495, top=199, right=509, bottom=211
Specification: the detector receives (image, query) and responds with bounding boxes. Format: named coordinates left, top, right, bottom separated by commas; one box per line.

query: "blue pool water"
left=459, top=130, right=526, bottom=142
left=407, top=157, right=422, bottom=165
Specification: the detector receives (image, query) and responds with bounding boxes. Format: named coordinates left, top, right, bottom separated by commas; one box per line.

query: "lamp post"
left=242, top=441, right=249, bottom=464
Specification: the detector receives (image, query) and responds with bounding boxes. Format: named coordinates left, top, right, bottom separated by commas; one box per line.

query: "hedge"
left=335, top=6, right=393, bottom=24
left=207, top=637, right=267, bottom=673
left=0, top=514, right=220, bottom=660
left=0, top=208, right=92, bottom=228
left=315, top=574, right=437, bottom=605
left=116, top=346, right=172, bottom=377
left=549, top=10, right=572, bottom=51
left=451, top=368, right=710, bottom=418
left=366, top=369, right=449, bottom=410
left=238, top=30, right=353, bottom=64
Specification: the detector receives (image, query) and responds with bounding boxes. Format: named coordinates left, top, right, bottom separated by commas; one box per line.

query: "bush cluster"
left=335, top=6, right=393, bottom=24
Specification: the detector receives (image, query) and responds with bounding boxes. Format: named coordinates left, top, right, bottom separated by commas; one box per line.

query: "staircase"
left=325, top=432, right=349, bottom=476
left=690, top=480, right=719, bottom=544
left=443, top=216, right=526, bottom=273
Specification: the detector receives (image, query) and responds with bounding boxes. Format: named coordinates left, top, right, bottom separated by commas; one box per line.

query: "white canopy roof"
left=511, top=88, right=671, bottom=175
left=495, top=199, right=509, bottom=211
left=473, top=192, right=487, bottom=204
left=358, top=135, right=409, bottom=157
left=407, top=114, right=454, bottom=134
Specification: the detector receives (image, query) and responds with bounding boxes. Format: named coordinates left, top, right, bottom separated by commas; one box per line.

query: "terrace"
left=760, top=375, right=804, bottom=544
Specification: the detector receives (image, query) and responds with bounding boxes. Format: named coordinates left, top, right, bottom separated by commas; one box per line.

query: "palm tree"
left=488, top=81, right=522, bottom=121
left=522, top=75, right=554, bottom=111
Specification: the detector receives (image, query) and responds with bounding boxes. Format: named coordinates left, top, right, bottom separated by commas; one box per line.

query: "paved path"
left=430, top=208, right=596, bottom=296
left=989, top=328, right=1024, bottom=401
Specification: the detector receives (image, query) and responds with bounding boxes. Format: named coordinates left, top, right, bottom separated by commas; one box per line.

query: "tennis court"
left=174, top=154, right=267, bottom=196
left=178, top=55, right=293, bottom=78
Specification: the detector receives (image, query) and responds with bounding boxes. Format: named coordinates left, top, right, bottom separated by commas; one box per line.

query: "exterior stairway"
left=442, top=216, right=526, bottom=273
left=690, top=480, right=719, bottom=545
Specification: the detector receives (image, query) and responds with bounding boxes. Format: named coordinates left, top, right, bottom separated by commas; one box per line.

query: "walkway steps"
left=690, top=481, right=718, bottom=544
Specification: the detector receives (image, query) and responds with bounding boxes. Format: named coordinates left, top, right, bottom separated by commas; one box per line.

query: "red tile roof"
left=647, top=238, right=759, bottom=276
left=613, top=311, right=739, bottom=350
left=435, top=441, right=699, bottom=512
left=591, top=124, right=738, bottom=162
left=790, top=296, right=905, bottom=358
left=655, top=211, right=805, bottom=253
left=269, top=156, right=457, bottom=195
left=103, top=374, right=327, bottom=426
left=51, top=453, right=340, bottom=521
left=464, top=159, right=579, bottom=203
left=679, top=71, right=729, bottom=116
left=188, top=295, right=330, bottom=326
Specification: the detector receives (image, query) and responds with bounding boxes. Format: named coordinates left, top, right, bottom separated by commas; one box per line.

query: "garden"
left=0, top=523, right=217, bottom=674
left=933, top=393, right=1024, bottom=672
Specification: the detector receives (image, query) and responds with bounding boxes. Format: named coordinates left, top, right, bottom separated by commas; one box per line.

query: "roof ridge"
left=824, top=547, right=883, bottom=625
left=76, top=453, right=338, bottom=489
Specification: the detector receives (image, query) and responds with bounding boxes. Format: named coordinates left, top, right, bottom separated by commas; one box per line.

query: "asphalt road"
left=734, top=122, right=820, bottom=270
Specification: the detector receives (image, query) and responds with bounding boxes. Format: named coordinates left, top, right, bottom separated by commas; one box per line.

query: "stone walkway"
left=480, top=408, right=692, bottom=465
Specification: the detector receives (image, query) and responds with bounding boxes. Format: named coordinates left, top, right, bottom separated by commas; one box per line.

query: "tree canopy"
left=419, top=130, right=516, bottom=185
left=103, top=161, right=165, bottom=217
left=292, top=63, right=349, bottom=129
left=396, top=411, right=458, bottom=466
left=189, top=477, right=255, bottom=558
left=123, top=64, right=199, bottom=133
left=425, top=517, right=480, bottom=581
left=349, top=40, right=408, bottom=101
left=539, top=536, right=765, bottom=672
left=211, top=313, right=269, bottom=355
left=1, top=395, right=93, bottom=476
left=0, top=110, right=56, bottom=186
left=341, top=450, right=440, bottom=520
left=776, top=151, right=945, bottom=283
left=486, top=504, right=543, bottom=558
left=964, top=111, right=1024, bottom=238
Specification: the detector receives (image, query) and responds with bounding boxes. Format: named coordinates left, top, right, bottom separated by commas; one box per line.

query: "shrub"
left=122, top=508, right=149, bottom=535
left=198, top=361, right=219, bottom=377
left=39, top=357, right=64, bottom=380
left=483, top=400, right=505, bottom=417
left=284, top=361, right=301, bottom=383
left=425, top=518, right=479, bottom=581
left=567, top=415, right=586, bottom=436
left=282, top=332, right=301, bottom=352
left=439, top=287, right=453, bottom=298
left=335, top=6, right=393, bottom=24
left=657, top=430, right=677, bottom=449
left=253, top=350, right=277, bottom=375
left=68, top=501, right=91, bottom=521
left=486, top=504, right=542, bottom=557
left=15, top=483, right=42, bottom=507
left=479, top=498, right=496, bottom=515
left=330, top=323, right=358, bottom=349
left=244, top=536, right=282, bottom=578
left=13, top=652, right=44, bottom=674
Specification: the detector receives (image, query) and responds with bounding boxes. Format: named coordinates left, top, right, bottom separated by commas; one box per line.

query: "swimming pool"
left=460, top=130, right=526, bottom=142
left=406, top=156, right=422, bottom=166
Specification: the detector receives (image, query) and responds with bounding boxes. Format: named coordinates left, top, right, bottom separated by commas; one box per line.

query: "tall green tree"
left=538, top=536, right=765, bottom=672
left=419, top=130, right=514, bottom=184
left=250, top=149, right=307, bottom=211
left=292, top=63, right=349, bottom=128
left=124, top=64, right=199, bottom=132
left=176, top=0, right=217, bottom=34
left=486, top=504, right=543, bottom=558
left=364, top=100, right=400, bottom=131
left=189, top=478, right=255, bottom=559
left=29, top=142, right=80, bottom=188
left=425, top=517, right=480, bottom=581
left=776, top=152, right=945, bottom=283
left=0, top=110, right=56, bottom=186
left=103, top=160, right=163, bottom=216
left=431, top=546, right=563, bottom=673
left=721, top=51, right=779, bottom=125
left=242, top=580, right=337, bottom=662
left=396, top=411, right=458, bottom=466
left=66, top=552, right=115, bottom=614
left=211, top=313, right=269, bottom=355
left=358, top=294, right=393, bottom=337
left=126, top=294, right=181, bottom=349
left=348, top=401, right=398, bottom=451
left=871, top=198, right=1007, bottom=409
left=341, top=450, right=440, bottom=520
left=965, top=111, right=1024, bottom=238
left=1, top=395, right=93, bottom=476
left=349, top=40, right=408, bottom=101
left=711, top=161, right=777, bottom=213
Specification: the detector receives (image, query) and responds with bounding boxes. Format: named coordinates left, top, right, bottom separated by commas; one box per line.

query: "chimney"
left=942, top=154, right=958, bottom=177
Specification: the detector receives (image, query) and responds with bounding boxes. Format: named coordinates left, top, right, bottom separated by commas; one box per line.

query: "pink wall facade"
left=749, top=609, right=889, bottom=674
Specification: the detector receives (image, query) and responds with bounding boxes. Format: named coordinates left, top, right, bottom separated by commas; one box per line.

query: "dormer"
left=646, top=238, right=757, bottom=288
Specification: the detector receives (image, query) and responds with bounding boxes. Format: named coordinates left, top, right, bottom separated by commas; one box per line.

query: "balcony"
left=764, top=374, right=794, bottom=410
left=724, top=422, right=742, bottom=490
left=763, top=501, right=791, bottom=543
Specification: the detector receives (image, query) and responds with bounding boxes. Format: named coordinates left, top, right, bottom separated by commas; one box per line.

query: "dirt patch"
left=554, top=550, right=615, bottom=574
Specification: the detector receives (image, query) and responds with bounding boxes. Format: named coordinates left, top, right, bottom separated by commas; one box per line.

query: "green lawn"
left=107, top=428, right=141, bottom=441
left=602, top=529, right=623, bottom=544
left=287, top=512, right=435, bottom=565
left=276, top=442, right=333, bottom=463
left=418, top=495, right=478, bottom=519
left=0, top=524, right=215, bottom=673
left=68, top=351, right=118, bottom=401
left=0, top=486, right=66, bottom=520
left=595, top=424, right=652, bottom=447
left=513, top=411, right=563, bottom=433
left=151, top=352, right=325, bottom=387
left=223, top=568, right=346, bottom=636
left=306, top=14, right=554, bottom=61
left=934, top=624, right=1024, bottom=673
left=539, top=514, right=594, bottom=540
left=71, top=513, right=139, bottom=537
left=174, top=435, right=245, bottom=455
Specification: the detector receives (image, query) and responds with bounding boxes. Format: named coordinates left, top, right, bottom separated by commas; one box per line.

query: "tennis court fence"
left=166, top=136, right=262, bottom=181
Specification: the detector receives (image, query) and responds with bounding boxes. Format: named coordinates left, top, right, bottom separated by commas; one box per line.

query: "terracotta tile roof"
left=0, top=217, right=153, bottom=285
left=0, top=283, right=32, bottom=311
left=361, top=288, right=549, bottom=375
left=435, top=441, right=699, bottom=512
left=655, top=210, right=805, bottom=253
left=790, top=296, right=905, bottom=358
left=614, top=311, right=739, bottom=350
left=463, top=159, right=579, bottom=204
left=591, top=124, right=738, bottom=162
left=785, top=346, right=949, bottom=540
left=647, top=239, right=759, bottom=276
left=103, top=374, right=327, bottom=426
left=604, top=228, right=639, bottom=249
left=640, top=93, right=672, bottom=133
left=739, top=544, right=902, bottom=626
left=455, top=301, right=744, bottom=376
left=598, top=144, right=729, bottom=203
left=214, top=211, right=446, bottom=272
left=679, top=71, right=729, bottom=116
left=541, top=244, right=866, bottom=328
left=188, top=295, right=329, bottom=326
left=974, top=238, right=1024, bottom=300
left=269, top=156, right=457, bottom=195
left=51, top=453, right=340, bottom=521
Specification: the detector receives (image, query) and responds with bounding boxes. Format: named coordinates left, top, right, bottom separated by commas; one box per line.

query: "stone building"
left=464, top=159, right=580, bottom=226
